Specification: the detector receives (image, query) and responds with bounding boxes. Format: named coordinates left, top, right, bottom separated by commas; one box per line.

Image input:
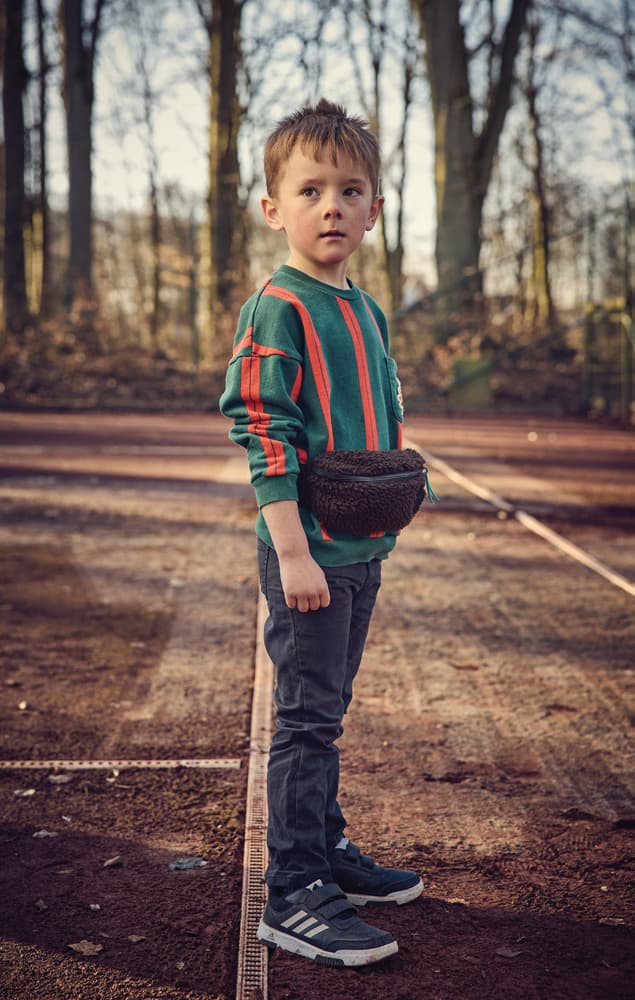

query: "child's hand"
left=279, top=553, right=331, bottom=612
left=261, top=499, right=330, bottom=612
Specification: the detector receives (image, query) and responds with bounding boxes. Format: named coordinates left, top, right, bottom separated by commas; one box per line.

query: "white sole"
left=345, top=877, right=424, bottom=907
left=257, top=920, right=398, bottom=967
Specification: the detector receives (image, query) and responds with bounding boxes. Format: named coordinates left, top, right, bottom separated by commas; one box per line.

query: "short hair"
left=264, top=98, right=381, bottom=197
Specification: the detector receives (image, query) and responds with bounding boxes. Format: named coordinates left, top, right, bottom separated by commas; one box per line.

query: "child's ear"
left=261, top=195, right=285, bottom=232
left=365, top=195, right=384, bottom=232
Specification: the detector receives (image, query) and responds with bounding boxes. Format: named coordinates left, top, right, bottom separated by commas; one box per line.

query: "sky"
left=23, top=0, right=634, bottom=285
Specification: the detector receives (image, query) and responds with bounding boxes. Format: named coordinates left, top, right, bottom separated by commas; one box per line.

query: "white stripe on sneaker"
left=304, top=922, right=329, bottom=939
left=294, top=917, right=319, bottom=934
left=281, top=909, right=308, bottom=928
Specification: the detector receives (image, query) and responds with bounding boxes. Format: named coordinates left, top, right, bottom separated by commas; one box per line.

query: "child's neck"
left=285, top=254, right=349, bottom=290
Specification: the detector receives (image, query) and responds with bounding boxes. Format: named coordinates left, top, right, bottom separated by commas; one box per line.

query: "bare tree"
left=34, top=0, right=52, bottom=315
left=411, top=0, right=531, bottom=316
left=60, top=0, right=107, bottom=302
left=522, top=9, right=555, bottom=328
left=128, top=0, right=163, bottom=351
left=343, top=0, right=422, bottom=318
left=194, top=0, right=246, bottom=351
left=546, top=0, right=635, bottom=166
left=2, top=0, right=29, bottom=334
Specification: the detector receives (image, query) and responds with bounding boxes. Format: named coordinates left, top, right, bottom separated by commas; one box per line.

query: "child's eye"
left=300, top=187, right=317, bottom=197
left=344, top=187, right=362, bottom=197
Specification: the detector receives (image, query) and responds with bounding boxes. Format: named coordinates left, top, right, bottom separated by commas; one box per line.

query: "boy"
left=219, top=99, right=422, bottom=968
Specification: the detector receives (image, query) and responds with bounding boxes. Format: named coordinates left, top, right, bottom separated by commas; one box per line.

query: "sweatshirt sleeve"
left=219, top=291, right=306, bottom=508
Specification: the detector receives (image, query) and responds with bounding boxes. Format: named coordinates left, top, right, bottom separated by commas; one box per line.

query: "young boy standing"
left=219, top=99, right=422, bottom=968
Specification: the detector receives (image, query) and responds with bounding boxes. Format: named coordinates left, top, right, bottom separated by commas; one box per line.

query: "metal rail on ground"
left=236, top=592, right=273, bottom=1000
left=415, top=446, right=635, bottom=599
left=0, top=758, right=241, bottom=771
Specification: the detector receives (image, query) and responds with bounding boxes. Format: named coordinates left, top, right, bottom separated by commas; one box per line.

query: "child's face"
left=261, top=146, right=383, bottom=289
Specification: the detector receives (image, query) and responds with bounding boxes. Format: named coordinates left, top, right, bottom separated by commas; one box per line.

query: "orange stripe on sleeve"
left=290, top=365, right=303, bottom=403
left=239, top=354, right=286, bottom=478
left=252, top=342, right=294, bottom=359
left=231, top=326, right=253, bottom=360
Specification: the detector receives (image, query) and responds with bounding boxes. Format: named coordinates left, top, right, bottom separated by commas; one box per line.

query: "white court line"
left=0, top=758, right=241, bottom=771
left=416, top=447, right=635, bottom=600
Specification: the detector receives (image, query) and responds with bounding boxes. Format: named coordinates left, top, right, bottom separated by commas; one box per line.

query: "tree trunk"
left=132, top=0, right=161, bottom=350
left=35, top=0, right=51, bottom=315
left=344, top=2, right=414, bottom=320
left=413, top=0, right=531, bottom=318
left=207, top=0, right=244, bottom=350
left=2, top=0, right=29, bottom=334
left=525, top=16, right=555, bottom=330
left=61, top=0, right=104, bottom=302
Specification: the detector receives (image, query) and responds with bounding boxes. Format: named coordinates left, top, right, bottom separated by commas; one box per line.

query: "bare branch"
left=475, top=0, right=531, bottom=198
left=543, top=0, right=623, bottom=41
left=89, top=0, right=107, bottom=70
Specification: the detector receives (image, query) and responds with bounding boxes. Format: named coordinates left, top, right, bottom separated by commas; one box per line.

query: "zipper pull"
left=423, top=468, right=440, bottom=504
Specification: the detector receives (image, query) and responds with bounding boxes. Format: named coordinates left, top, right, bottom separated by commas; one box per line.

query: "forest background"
left=1, top=0, right=634, bottom=419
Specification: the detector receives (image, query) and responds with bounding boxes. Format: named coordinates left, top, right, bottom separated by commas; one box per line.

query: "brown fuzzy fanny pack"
left=298, top=447, right=439, bottom=536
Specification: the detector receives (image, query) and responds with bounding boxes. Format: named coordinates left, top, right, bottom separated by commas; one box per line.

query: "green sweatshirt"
left=219, top=265, right=405, bottom=566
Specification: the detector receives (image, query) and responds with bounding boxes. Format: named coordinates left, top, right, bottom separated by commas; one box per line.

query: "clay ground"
left=0, top=411, right=633, bottom=1000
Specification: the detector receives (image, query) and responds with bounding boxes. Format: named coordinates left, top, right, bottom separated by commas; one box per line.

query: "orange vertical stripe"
left=263, top=284, right=334, bottom=451
left=290, top=365, right=303, bottom=403
left=239, top=354, right=286, bottom=477
left=337, top=298, right=379, bottom=450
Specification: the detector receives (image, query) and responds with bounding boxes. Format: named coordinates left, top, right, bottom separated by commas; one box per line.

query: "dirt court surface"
left=0, top=411, right=633, bottom=1000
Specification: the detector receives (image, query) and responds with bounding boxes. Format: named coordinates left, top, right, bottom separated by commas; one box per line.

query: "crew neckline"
left=276, top=265, right=361, bottom=300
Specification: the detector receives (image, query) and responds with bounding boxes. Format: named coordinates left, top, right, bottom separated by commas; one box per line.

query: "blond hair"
left=264, top=98, right=381, bottom=197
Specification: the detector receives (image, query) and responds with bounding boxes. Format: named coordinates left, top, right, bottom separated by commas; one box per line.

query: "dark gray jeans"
left=257, top=539, right=382, bottom=890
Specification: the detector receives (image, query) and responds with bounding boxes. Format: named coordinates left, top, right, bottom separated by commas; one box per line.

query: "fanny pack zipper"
left=309, top=468, right=422, bottom=484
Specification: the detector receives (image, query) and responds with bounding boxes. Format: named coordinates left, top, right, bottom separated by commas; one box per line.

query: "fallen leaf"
left=612, top=816, right=635, bottom=829
left=34, top=898, right=48, bottom=911
left=48, top=773, right=74, bottom=785
left=600, top=885, right=609, bottom=892
left=68, top=940, right=104, bottom=956
left=103, top=855, right=122, bottom=868
left=33, top=829, right=58, bottom=839
left=128, top=934, right=147, bottom=943
left=175, top=961, right=185, bottom=970
left=89, top=903, right=101, bottom=911
left=169, top=856, right=208, bottom=870
left=14, top=788, right=36, bottom=798
left=561, top=806, right=597, bottom=821
left=599, top=917, right=624, bottom=926
left=18, top=701, right=30, bottom=711
left=496, top=946, right=523, bottom=958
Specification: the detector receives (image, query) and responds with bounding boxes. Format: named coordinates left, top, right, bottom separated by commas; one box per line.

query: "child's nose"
left=323, top=193, right=343, bottom=217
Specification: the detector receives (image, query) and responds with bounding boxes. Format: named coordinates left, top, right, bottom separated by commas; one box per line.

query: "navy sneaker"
left=330, top=841, right=423, bottom=906
left=257, top=879, right=398, bottom=967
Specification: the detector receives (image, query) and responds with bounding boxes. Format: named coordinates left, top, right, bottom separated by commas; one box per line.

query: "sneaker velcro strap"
left=342, top=842, right=375, bottom=869
left=305, top=882, right=356, bottom=918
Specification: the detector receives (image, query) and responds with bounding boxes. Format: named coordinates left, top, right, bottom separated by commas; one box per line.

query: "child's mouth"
left=321, top=230, right=345, bottom=238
